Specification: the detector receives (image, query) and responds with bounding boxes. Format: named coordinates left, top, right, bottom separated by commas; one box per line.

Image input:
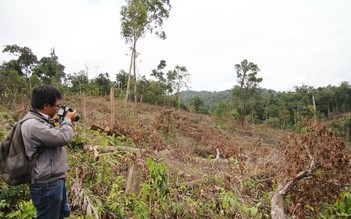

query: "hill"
left=180, top=89, right=233, bottom=112
left=1, top=96, right=350, bottom=218
left=180, top=88, right=278, bottom=113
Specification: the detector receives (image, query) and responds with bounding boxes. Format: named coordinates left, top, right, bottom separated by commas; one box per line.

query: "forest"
left=1, top=0, right=351, bottom=218
left=1, top=42, right=351, bottom=218
left=1, top=44, right=350, bottom=145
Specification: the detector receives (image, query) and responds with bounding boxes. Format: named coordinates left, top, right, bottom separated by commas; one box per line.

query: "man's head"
left=32, top=85, right=61, bottom=118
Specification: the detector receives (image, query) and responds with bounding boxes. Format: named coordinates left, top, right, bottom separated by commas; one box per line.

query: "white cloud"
left=1, top=0, right=350, bottom=92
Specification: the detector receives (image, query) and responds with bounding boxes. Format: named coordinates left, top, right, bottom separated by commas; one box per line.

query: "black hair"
left=31, top=85, right=61, bottom=109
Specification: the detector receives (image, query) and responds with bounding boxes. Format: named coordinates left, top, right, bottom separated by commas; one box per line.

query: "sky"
left=0, top=0, right=350, bottom=92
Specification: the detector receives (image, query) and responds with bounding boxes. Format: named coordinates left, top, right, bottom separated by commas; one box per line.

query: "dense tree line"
left=181, top=83, right=351, bottom=143
left=182, top=84, right=351, bottom=123
left=0, top=45, right=190, bottom=109
left=1, top=45, right=350, bottom=142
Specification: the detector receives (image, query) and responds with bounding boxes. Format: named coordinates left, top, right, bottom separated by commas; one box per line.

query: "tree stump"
left=125, top=162, right=143, bottom=195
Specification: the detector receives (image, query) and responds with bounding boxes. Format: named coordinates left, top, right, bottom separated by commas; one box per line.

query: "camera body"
left=56, top=105, right=80, bottom=122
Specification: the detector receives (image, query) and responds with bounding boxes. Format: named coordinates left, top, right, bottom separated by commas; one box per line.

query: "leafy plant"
left=221, top=191, right=238, bottom=216
left=318, top=192, right=351, bottom=218
left=5, top=200, right=36, bottom=219
left=0, top=199, right=10, bottom=217
left=0, top=183, right=29, bottom=206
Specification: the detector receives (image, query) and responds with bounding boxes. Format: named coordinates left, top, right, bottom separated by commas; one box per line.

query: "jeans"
left=29, top=178, right=70, bottom=219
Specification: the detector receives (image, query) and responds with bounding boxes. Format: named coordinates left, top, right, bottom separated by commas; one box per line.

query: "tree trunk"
left=83, top=93, right=86, bottom=120
left=133, top=40, right=138, bottom=103
left=110, top=86, right=115, bottom=129
left=270, top=156, right=315, bottom=219
left=8, top=89, right=18, bottom=109
left=124, top=49, right=134, bottom=106
left=312, top=95, right=316, bottom=118
left=270, top=185, right=287, bottom=219
left=125, top=162, right=143, bottom=195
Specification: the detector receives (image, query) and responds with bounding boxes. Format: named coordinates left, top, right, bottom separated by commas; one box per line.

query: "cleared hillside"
left=1, top=95, right=350, bottom=218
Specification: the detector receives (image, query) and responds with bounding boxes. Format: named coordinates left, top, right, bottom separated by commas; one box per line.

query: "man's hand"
left=65, top=110, right=78, bottom=123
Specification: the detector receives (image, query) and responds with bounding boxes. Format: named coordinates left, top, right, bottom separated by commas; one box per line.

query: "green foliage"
left=2, top=44, right=38, bottom=80
left=146, top=157, right=169, bottom=199
left=181, top=89, right=233, bottom=113
left=220, top=191, right=238, bottom=216
left=181, top=82, right=351, bottom=140
left=106, top=176, right=129, bottom=217
left=220, top=191, right=265, bottom=218
left=120, top=0, right=171, bottom=103
left=93, top=73, right=111, bottom=96
left=0, top=183, right=29, bottom=206
left=141, top=60, right=191, bottom=108
left=66, top=71, right=89, bottom=93
left=0, top=199, right=10, bottom=217
left=318, top=192, right=351, bottom=218
left=188, top=96, right=209, bottom=114
left=263, top=117, right=280, bottom=129
left=120, top=0, right=171, bottom=42
left=329, top=118, right=351, bottom=143
left=106, top=158, right=170, bottom=218
left=215, top=100, right=230, bottom=117
left=5, top=200, right=36, bottom=219
left=0, top=68, right=27, bottom=108
left=32, top=48, right=65, bottom=85
left=234, top=59, right=263, bottom=122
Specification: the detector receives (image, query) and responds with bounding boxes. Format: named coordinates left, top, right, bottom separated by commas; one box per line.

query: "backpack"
left=0, top=114, right=42, bottom=186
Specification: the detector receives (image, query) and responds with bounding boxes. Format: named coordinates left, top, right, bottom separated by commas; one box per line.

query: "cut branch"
left=271, top=153, right=316, bottom=219
left=84, top=145, right=146, bottom=153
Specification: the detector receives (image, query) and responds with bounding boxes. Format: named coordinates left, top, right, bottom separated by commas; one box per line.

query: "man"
left=21, top=85, right=77, bottom=219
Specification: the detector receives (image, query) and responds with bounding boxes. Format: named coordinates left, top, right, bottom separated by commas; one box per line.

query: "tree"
left=2, top=44, right=38, bottom=89
left=335, top=81, right=351, bottom=113
left=187, top=96, right=208, bottom=114
left=33, top=48, right=65, bottom=85
left=150, top=60, right=172, bottom=102
left=167, top=65, right=190, bottom=109
left=120, top=0, right=171, bottom=105
left=67, top=70, right=89, bottom=94
left=142, top=80, right=164, bottom=105
left=315, top=85, right=336, bottom=117
left=94, top=73, right=111, bottom=96
left=234, top=59, right=262, bottom=125
left=151, top=60, right=167, bottom=87
left=0, top=67, right=26, bottom=108
left=116, top=69, right=129, bottom=90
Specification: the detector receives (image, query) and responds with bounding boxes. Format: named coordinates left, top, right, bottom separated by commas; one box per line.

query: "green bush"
left=318, top=192, right=351, bottom=218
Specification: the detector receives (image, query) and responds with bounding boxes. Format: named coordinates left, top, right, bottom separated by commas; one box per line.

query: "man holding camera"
left=21, top=85, right=77, bottom=219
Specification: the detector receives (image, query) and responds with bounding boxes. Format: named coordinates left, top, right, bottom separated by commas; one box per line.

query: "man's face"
left=43, top=99, right=61, bottom=118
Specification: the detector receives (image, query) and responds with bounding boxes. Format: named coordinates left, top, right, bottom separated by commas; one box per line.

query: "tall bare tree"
left=120, top=0, right=171, bottom=105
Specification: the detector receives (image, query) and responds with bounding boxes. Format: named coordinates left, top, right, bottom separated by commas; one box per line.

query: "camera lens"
left=74, top=114, right=80, bottom=122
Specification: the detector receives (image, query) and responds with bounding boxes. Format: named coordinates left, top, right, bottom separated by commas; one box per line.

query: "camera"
left=56, top=105, right=80, bottom=122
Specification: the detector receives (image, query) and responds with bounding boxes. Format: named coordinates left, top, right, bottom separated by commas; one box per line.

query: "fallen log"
left=89, top=124, right=125, bottom=136
left=84, top=145, right=146, bottom=153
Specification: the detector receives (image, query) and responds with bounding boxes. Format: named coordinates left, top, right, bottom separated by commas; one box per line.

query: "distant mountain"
left=180, top=88, right=279, bottom=112
left=180, top=89, right=233, bottom=112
